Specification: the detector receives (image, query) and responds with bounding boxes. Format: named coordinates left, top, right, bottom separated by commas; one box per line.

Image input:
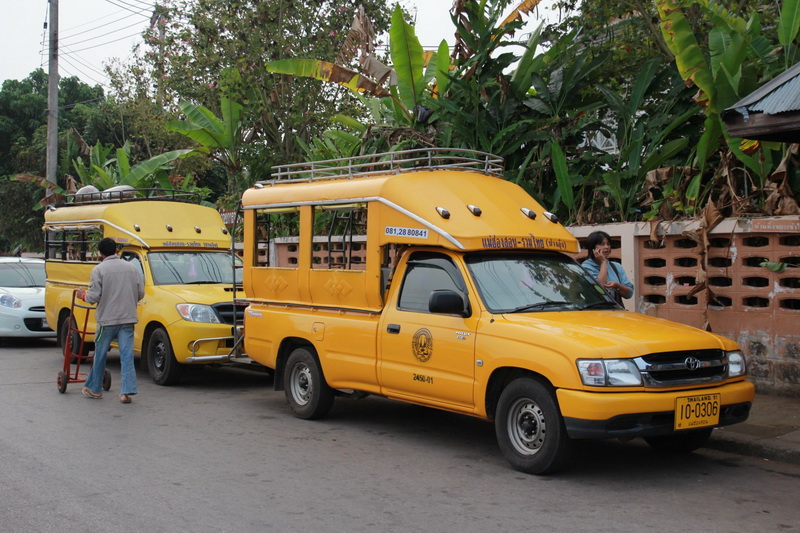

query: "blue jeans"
left=84, top=324, right=137, bottom=396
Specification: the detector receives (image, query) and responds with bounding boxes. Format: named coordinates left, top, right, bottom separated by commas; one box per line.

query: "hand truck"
left=56, top=289, right=111, bottom=394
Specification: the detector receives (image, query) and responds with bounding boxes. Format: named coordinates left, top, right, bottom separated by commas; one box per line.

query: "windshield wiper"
left=185, top=280, right=220, bottom=285
left=578, top=301, right=618, bottom=310
left=507, top=300, right=572, bottom=313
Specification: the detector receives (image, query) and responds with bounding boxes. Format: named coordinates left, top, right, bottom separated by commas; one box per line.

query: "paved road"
left=2, top=339, right=800, bottom=532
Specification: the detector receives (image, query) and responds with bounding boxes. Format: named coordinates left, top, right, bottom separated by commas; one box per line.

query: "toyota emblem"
left=685, top=356, right=701, bottom=371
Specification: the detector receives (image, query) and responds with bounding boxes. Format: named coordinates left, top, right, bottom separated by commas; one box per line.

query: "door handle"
left=387, top=324, right=400, bottom=334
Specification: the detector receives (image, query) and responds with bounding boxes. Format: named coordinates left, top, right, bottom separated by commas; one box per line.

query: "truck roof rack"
left=263, top=148, right=504, bottom=184
left=61, top=188, right=202, bottom=206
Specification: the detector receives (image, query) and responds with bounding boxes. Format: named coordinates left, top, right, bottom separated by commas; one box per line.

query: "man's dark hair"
left=98, top=237, right=117, bottom=257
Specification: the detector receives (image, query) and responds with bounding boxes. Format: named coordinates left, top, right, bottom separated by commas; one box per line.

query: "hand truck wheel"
left=57, top=371, right=68, bottom=394
left=102, top=369, right=112, bottom=391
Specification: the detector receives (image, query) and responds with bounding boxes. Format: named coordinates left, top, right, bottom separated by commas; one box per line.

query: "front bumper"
left=0, top=309, right=56, bottom=338
left=557, top=380, right=755, bottom=439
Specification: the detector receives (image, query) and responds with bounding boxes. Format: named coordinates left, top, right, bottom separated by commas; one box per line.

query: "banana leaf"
left=389, top=4, right=425, bottom=112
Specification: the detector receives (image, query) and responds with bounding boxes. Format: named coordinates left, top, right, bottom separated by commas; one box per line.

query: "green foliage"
left=0, top=178, right=45, bottom=253
left=71, top=141, right=196, bottom=190
left=654, top=0, right=800, bottom=216
left=133, top=0, right=394, bottom=169
left=761, top=260, right=795, bottom=273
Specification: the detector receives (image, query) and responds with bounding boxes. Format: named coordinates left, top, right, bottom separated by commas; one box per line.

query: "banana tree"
left=166, top=69, right=252, bottom=198
left=267, top=4, right=449, bottom=135
left=71, top=141, right=195, bottom=190
left=595, top=58, right=696, bottom=220
left=656, top=0, right=791, bottom=213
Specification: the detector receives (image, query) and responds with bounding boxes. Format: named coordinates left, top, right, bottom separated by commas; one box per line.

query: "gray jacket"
left=85, top=255, right=144, bottom=326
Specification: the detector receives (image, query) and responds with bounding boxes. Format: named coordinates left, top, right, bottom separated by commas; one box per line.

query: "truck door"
left=379, top=252, right=477, bottom=409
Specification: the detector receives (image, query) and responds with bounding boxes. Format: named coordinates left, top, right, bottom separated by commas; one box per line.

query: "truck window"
left=253, top=209, right=299, bottom=267
left=45, top=227, right=103, bottom=262
left=465, top=252, right=611, bottom=312
left=398, top=253, right=465, bottom=313
left=312, top=205, right=367, bottom=270
left=149, top=251, right=242, bottom=285
left=120, top=251, right=145, bottom=283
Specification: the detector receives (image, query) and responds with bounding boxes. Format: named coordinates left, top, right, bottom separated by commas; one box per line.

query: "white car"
left=0, top=257, right=55, bottom=339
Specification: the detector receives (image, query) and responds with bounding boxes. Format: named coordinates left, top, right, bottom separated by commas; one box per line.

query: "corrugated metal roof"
left=724, top=61, right=800, bottom=117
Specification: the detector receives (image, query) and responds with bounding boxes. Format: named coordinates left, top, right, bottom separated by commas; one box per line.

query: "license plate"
left=674, top=393, right=720, bottom=430
left=42, top=318, right=49, bottom=328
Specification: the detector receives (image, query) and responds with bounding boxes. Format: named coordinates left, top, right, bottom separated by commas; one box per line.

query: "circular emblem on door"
left=412, top=328, right=433, bottom=363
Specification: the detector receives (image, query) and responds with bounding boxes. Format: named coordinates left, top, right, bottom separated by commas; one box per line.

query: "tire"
left=283, top=347, right=334, bottom=420
left=146, top=328, right=184, bottom=386
left=102, top=369, right=112, bottom=391
left=644, top=428, right=713, bottom=453
left=60, top=315, right=89, bottom=360
left=57, top=370, right=68, bottom=393
left=495, top=377, right=572, bottom=475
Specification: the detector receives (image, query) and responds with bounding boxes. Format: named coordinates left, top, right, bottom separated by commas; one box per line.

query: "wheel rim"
left=152, top=337, right=167, bottom=374
left=506, top=397, right=546, bottom=456
left=289, top=362, right=313, bottom=406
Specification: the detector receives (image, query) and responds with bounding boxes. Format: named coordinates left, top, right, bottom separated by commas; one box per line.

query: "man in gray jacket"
left=77, top=237, right=144, bottom=403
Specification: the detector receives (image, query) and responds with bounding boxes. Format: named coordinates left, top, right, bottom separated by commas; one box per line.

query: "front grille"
left=24, top=318, right=53, bottom=332
left=637, top=349, right=727, bottom=387
left=212, top=302, right=248, bottom=325
left=29, top=306, right=45, bottom=312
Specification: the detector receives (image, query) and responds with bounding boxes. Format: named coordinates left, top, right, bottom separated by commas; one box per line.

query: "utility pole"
left=46, top=0, right=59, bottom=193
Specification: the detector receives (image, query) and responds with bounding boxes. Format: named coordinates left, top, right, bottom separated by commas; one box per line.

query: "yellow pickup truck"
left=44, top=189, right=248, bottom=385
left=238, top=149, right=754, bottom=474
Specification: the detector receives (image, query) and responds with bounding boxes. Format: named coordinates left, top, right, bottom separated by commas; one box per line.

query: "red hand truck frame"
left=56, top=289, right=111, bottom=393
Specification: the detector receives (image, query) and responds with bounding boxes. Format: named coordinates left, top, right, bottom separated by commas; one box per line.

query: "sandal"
left=120, top=394, right=132, bottom=404
left=82, top=387, right=102, bottom=399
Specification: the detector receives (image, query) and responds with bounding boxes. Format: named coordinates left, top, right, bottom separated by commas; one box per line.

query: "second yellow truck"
left=44, top=189, right=248, bottom=385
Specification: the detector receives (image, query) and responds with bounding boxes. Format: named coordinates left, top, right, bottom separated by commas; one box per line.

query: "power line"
left=61, top=11, right=149, bottom=41
left=61, top=18, right=149, bottom=48
left=103, top=0, right=153, bottom=17
left=61, top=45, right=113, bottom=80
left=60, top=55, right=108, bottom=87
left=39, top=1, right=50, bottom=70
left=65, top=31, right=144, bottom=54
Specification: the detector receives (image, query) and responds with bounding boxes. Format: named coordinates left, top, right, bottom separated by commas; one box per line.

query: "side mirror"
left=429, top=289, right=468, bottom=317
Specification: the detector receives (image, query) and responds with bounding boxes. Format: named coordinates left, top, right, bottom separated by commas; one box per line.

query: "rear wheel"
left=644, top=428, right=713, bottom=453
left=102, top=369, right=112, bottom=391
left=147, top=328, right=184, bottom=386
left=284, top=347, right=334, bottom=420
left=60, top=315, right=89, bottom=360
left=495, top=377, right=572, bottom=475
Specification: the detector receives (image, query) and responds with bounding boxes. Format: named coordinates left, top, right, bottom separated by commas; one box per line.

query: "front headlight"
left=176, top=303, right=221, bottom=323
left=727, top=350, right=747, bottom=377
left=0, top=294, right=22, bottom=309
left=577, top=359, right=643, bottom=387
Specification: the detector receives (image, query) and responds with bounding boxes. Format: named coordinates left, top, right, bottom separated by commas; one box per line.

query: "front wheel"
left=57, top=370, right=68, bottom=394
left=495, top=377, right=572, bottom=475
left=644, top=428, right=713, bottom=453
left=147, top=328, right=184, bottom=386
left=283, top=347, right=334, bottom=420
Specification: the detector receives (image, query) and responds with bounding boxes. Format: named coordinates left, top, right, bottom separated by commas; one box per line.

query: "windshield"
left=0, top=261, right=46, bottom=288
left=148, top=251, right=242, bottom=286
left=465, top=252, right=616, bottom=313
